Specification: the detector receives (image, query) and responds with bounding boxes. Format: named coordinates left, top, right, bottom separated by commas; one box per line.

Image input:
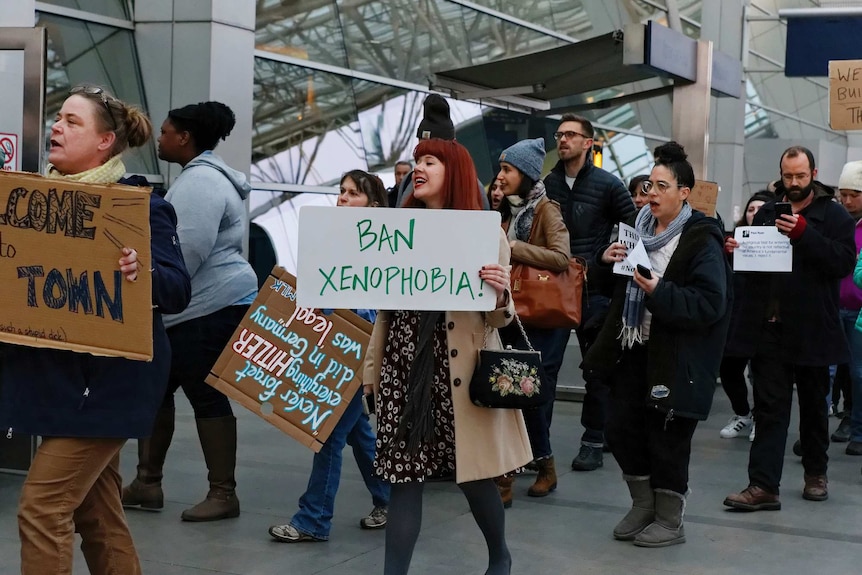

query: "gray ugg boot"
left=613, top=475, right=654, bottom=540
left=633, top=489, right=686, bottom=548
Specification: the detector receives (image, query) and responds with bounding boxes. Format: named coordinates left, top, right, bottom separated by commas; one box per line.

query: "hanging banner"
left=0, top=171, right=153, bottom=360
left=206, top=267, right=373, bottom=453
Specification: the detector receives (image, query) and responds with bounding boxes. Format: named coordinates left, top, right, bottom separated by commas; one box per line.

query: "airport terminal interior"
left=2, top=1, right=862, bottom=573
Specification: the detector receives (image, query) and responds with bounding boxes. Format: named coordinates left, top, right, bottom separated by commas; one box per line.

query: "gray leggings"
left=384, top=478, right=511, bottom=575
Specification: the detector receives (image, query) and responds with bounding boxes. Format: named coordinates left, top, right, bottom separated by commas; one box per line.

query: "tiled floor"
left=1, top=389, right=861, bottom=574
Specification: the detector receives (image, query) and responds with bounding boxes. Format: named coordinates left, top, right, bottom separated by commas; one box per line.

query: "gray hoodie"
left=164, top=151, right=258, bottom=328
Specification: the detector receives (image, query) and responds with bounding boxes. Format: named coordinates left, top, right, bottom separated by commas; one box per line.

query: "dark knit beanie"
left=416, top=94, right=455, bottom=140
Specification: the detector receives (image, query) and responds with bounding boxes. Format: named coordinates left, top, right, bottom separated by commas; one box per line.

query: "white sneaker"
left=720, top=414, right=753, bottom=439
left=749, top=421, right=756, bottom=442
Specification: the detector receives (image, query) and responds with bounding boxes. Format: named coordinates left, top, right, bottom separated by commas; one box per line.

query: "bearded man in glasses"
left=543, top=113, right=635, bottom=473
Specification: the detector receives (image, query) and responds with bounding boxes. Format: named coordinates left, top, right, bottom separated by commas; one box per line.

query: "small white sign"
left=732, top=226, right=793, bottom=272
left=0, top=132, right=19, bottom=172
left=613, top=223, right=652, bottom=276
left=296, top=206, right=502, bottom=311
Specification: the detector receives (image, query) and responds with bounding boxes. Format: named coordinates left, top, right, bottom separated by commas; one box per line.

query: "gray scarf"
left=619, top=202, right=692, bottom=348
left=507, top=181, right=546, bottom=242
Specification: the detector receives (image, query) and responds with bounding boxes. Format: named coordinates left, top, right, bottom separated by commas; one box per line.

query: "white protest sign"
left=614, top=223, right=641, bottom=277
left=732, top=226, right=792, bottom=272
left=296, top=206, right=502, bottom=311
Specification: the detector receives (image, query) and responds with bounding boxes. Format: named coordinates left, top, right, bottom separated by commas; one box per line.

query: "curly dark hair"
left=653, top=141, right=695, bottom=189
left=167, top=101, right=236, bottom=153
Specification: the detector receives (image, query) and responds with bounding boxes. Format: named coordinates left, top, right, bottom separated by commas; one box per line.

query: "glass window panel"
left=252, top=59, right=365, bottom=186
left=466, top=0, right=592, bottom=37
left=458, top=7, right=565, bottom=65
left=38, top=0, right=129, bottom=19
left=255, top=0, right=348, bottom=68
left=37, top=12, right=156, bottom=175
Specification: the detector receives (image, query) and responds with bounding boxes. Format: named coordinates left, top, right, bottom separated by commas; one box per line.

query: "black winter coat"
left=544, top=160, right=634, bottom=295
left=582, top=211, right=732, bottom=420
left=0, top=177, right=191, bottom=439
left=731, top=183, right=855, bottom=366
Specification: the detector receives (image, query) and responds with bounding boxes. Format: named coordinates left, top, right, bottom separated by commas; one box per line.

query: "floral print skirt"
left=374, top=310, right=456, bottom=483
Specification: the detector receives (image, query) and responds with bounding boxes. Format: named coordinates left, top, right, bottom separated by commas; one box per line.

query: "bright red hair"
left=404, top=139, right=482, bottom=210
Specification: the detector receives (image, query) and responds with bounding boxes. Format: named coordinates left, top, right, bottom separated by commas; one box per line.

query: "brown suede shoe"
left=802, top=474, right=828, bottom=501
left=723, top=485, right=781, bottom=511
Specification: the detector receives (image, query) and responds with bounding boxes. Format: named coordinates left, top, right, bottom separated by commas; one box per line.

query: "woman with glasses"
left=267, top=170, right=391, bottom=542
left=0, top=85, right=191, bottom=574
left=583, top=142, right=731, bottom=548
left=121, top=101, right=258, bottom=522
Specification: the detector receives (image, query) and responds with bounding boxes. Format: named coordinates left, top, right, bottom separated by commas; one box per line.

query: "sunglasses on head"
left=70, top=85, right=117, bottom=131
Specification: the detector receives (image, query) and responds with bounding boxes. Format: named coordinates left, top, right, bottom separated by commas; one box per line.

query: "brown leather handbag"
left=510, top=255, right=585, bottom=329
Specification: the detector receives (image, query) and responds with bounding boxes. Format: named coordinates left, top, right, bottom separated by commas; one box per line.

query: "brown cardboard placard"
left=689, top=180, right=719, bottom=217
left=206, top=267, right=373, bottom=453
left=829, top=59, right=862, bottom=131
left=0, top=171, right=153, bottom=360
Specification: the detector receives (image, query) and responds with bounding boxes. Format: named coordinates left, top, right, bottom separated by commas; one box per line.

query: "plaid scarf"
left=618, top=202, right=692, bottom=348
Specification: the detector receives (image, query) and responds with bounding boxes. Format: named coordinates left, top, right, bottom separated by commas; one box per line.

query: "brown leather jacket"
left=507, top=196, right=571, bottom=272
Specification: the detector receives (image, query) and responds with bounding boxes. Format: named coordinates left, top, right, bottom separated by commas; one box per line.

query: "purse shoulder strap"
left=482, top=313, right=536, bottom=352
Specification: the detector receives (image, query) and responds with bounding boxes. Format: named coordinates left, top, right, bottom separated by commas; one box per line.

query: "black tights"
left=384, top=479, right=511, bottom=575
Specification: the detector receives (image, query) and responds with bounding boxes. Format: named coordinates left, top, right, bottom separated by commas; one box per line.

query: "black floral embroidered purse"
left=469, top=315, right=551, bottom=409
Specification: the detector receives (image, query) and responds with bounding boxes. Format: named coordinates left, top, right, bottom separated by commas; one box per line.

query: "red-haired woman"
left=363, top=138, right=532, bottom=575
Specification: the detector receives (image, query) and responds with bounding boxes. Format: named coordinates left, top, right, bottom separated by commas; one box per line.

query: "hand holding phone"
left=361, top=393, right=376, bottom=416
left=775, top=202, right=792, bottom=219
left=636, top=264, right=653, bottom=280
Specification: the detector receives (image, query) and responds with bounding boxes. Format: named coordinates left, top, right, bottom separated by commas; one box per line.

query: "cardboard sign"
left=205, top=267, right=373, bottom=453
left=296, top=206, right=502, bottom=311
left=689, top=180, right=718, bottom=217
left=829, top=59, right=862, bottom=130
left=0, top=171, right=153, bottom=360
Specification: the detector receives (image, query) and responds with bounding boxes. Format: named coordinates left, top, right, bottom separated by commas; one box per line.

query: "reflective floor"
left=1, top=389, right=861, bottom=574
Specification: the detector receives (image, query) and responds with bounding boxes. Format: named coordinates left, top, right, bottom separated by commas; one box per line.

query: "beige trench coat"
left=363, top=231, right=533, bottom=483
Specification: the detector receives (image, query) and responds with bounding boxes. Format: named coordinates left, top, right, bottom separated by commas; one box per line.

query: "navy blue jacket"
left=0, top=177, right=191, bottom=439
left=731, top=183, right=855, bottom=366
left=543, top=159, right=634, bottom=295
left=583, top=212, right=732, bottom=420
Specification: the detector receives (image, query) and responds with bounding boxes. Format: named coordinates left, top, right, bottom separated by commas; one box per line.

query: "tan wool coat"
left=363, top=231, right=533, bottom=483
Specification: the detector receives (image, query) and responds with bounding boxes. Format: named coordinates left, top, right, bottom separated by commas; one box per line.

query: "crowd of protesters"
left=2, top=88, right=862, bottom=575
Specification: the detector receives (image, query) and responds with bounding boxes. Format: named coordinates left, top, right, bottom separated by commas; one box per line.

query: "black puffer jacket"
left=583, top=211, right=732, bottom=420
left=544, top=160, right=634, bottom=295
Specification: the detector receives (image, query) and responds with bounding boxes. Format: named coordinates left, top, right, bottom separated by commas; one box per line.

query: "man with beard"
left=544, top=114, right=635, bottom=472
left=724, top=146, right=856, bottom=510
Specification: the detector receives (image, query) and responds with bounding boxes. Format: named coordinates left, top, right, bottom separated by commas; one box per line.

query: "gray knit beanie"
left=499, top=138, right=546, bottom=182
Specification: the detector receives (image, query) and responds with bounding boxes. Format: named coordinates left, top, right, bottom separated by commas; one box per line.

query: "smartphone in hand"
left=636, top=264, right=652, bottom=280
left=361, top=393, right=376, bottom=416
left=775, top=202, right=792, bottom=219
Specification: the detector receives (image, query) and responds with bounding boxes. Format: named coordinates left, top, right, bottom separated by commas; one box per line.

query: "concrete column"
left=134, top=0, right=255, bottom=184
left=700, top=0, right=747, bottom=226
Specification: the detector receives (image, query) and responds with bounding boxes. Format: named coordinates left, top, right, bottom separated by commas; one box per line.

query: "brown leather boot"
left=494, top=475, right=514, bottom=508
left=527, top=456, right=557, bottom=497
left=181, top=416, right=241, bottom=522
left=122, top=405, right=175, bottom=510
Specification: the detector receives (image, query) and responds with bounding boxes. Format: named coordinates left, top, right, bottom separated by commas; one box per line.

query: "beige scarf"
left=46, top=154, right=126, bottom=184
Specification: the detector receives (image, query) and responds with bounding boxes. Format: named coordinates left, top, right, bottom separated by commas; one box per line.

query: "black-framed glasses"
left=553, top=130, right=591, bottom=141
left=641, top=180, right=684, bottom=195
left=70, top=85, right=117, bottom=131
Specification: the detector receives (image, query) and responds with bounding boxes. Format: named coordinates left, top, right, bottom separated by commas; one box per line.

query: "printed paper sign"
left=296, top=206, right=502, bottom=311
left=0, top=171, right=153, bottom=360
left=732, top=226, right=792, bottom=272
left=829, top=59, right=862, bottom=131
left=206, top=268, right=373, bottom=452
left=613, top=223, right=644, bottom=277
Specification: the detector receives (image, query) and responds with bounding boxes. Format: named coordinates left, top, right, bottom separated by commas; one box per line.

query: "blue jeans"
left=290, top=389, right=390, bottom=539
left=500, top=325, right=570, bottom=459
left=839, top=308, right=862, bottom=442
